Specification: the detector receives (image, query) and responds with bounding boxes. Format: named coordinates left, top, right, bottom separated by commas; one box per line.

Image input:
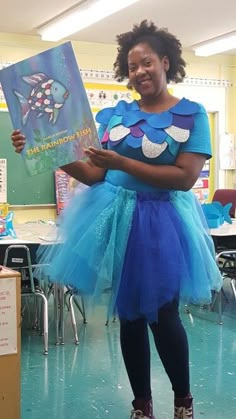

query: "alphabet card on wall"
left=0, top=42, right=100, bottom=176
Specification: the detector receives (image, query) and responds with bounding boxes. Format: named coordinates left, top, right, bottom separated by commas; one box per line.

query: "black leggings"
left=120, top=300, right=190, bottom=399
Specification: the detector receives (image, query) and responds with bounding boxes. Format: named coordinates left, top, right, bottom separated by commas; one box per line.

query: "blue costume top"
left=36, top=98, right=222, bottom=322
left=96, top=98, right=211, bottom=192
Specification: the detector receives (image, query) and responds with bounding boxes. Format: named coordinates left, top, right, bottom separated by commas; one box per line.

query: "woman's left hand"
left=84, top=147, right=124, bottom=170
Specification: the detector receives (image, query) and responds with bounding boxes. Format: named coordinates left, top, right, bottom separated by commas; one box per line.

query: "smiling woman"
left=127, top=43, right=170, bottom=100
left=11, top=19, right=222, bottom=419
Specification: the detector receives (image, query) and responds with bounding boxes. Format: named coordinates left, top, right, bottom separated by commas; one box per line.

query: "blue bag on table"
left=201, top=201, right=232, bottom=228
left=0, top=212, right=17, bottom=238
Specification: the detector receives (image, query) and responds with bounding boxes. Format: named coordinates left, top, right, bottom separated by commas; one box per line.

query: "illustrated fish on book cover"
left=14, top=73, right=69, bottom=125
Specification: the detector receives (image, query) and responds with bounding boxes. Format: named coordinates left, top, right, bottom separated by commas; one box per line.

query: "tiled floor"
left=21, top=282, right=236, bottom=419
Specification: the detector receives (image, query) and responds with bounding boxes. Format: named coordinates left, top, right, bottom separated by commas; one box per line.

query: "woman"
left=12, top=20, right=222, bottom=419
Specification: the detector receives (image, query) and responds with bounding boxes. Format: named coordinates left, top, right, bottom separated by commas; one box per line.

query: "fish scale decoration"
left=97, top=98, right=200, bottom=159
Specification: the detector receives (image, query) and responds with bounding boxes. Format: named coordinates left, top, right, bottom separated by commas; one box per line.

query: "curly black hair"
left=114, top=20, right=186, bottom=85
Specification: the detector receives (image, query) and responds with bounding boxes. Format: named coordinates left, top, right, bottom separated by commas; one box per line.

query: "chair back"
left=212, top=189, right=236, bottom=218
left=3, top=245, right=35, bottom=293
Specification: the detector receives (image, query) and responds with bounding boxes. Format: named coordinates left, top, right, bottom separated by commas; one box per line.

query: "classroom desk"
left=0, top=222, right=57, bottom=264
left=211, top=219, right=236, bottom=252
left=210, top=218, right=236, bottom=238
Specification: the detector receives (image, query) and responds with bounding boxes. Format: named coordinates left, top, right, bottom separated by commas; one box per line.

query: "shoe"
left=174, top=394, right=193, bottom=419
left=130, top=398, right=155, bottom=419
left=130, top=410, right=152, bottom=418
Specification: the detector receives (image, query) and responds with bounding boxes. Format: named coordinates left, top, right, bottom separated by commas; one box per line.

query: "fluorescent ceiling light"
left=193, top=32, right=236, bottom=56
left=39, top=0, right=140, bottom=42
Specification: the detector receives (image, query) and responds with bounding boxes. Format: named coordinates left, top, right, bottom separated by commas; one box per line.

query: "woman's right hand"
left=11, top=129, right=26, bottom=153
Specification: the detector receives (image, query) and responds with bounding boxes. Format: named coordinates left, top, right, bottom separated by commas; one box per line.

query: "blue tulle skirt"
left=36, top=182, right=222, bottom=322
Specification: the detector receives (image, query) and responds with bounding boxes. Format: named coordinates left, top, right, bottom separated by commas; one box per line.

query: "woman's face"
left=127, top=42, right=169, bottom=99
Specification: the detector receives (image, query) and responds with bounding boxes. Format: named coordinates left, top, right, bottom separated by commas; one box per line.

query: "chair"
left=210, top=250, right=236, bottom=324
left=209, top=190, right=236, bottom=320
left=216, top=250, right=236, bottom=300
left=66, top=287, right=116, bottom=343
left=3, top=245, right=49, bottom=355
left=183, top=193, right=236, bottom=322
left=64, top=286, right=87, bottom=345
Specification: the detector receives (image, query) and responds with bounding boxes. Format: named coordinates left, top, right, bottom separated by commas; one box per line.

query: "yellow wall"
left=223, top=56, right=236, bottom=188
left=0, top=32, right=235, bottom=80
left=0, top=32, right=236, bottom=222
left=0, top=33, right=117, bottom=70
left=208, top=113, right=215, bottom=201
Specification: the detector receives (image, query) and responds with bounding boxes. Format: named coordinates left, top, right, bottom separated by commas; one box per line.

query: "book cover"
left=0, top=42, right=100, bottom=176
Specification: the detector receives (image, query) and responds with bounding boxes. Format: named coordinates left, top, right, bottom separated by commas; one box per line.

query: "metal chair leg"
left=80, top=297, right=87, bottom=324
left=69, top=295, right=79, bottom=345
left=105, top=291, right=116, bottom=326
left=211, top=289, right=223, bottom=324
left=231, top=279, right=236, bottom=299
left=35, top=291, right=48, bottom=355
left=221, top=286, right=229, bottom=303
left=59, top=286, right=65, bottom=345
left=64, top=289, right=71, bottom=311
left=72, top=294, right=87, bottom=324
left=53, top=284, right=65, bottom=345
left=217, top=291, right=223, bottom=325
left=54, top=284, right=60, bottom=346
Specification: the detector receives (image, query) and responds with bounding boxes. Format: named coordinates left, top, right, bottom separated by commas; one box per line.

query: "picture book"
left=0, top=42, right=100, bottom=176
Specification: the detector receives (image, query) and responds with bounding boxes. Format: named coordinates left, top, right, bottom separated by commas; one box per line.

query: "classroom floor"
left=21, top=281, right=236, bottom=419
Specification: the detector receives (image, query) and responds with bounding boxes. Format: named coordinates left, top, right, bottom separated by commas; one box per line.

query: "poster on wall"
left=55, top=169, right=88, bottom=215
left=85, top=82, right=140, bottom=126
left=0, top=159, right=7, bottom=203
left=192, top=160, right=210, bottom=203
left=219, top=133, right=236, bottom=170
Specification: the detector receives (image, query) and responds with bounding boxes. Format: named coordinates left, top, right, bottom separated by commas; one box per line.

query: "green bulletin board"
left=0, top=112, right=55, bottom=205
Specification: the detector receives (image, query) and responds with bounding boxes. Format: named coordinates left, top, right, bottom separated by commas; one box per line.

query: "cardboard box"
left=0, top=266, right=21, bottom=419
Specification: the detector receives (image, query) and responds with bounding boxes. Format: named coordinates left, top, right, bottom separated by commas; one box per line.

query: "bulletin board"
left=0, top=111, right=55, bottom=205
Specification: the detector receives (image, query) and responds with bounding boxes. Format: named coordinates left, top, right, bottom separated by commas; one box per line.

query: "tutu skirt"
left=36, top=182, right=222, bottom=323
